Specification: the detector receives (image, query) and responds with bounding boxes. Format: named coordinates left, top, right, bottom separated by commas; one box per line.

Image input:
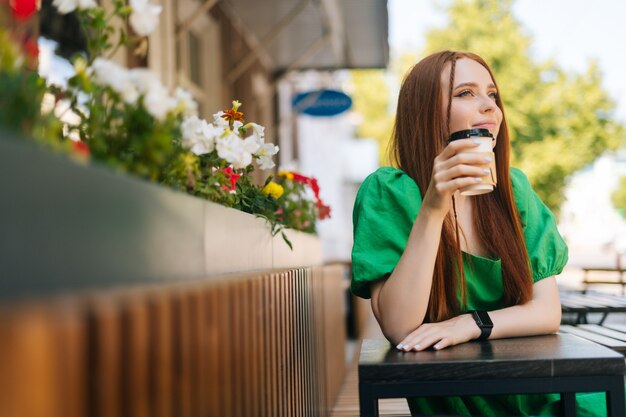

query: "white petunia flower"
left=241, top=135, right=260, bottom=154
left=174, top=87, right=198, bottom=117
left=128, top=68, right=163, bottom=95
left=213, top=111, right=229, bottom=128
left=129, top=0, right=162, bottom=37
left=119, top=83, right=140, bottom=104
left=180, top=116, right=223, bottom=155
left=90, top=58, right=126, bottom=88
left=52, top=0, right=96, bottom=14
left=216, top=132, right=253, bottom=169
left=144, top=87, right=176, bottom=121
left=89, top=58, right=141, bottom=104
left=246, top=122, right=265, bottom=144
left=255, top=143, right=279, bottom=170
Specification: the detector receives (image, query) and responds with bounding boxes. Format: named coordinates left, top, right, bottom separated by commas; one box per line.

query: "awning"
left=218, top=0, right=389, bottom=76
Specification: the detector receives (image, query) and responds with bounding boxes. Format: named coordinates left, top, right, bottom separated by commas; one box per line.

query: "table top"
left=560, top=290, right=626, bottom=314
left=359, top=334, right=625, bottom=383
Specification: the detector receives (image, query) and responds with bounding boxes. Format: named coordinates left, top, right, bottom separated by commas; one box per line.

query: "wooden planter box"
left=0, top=132, right=322, bottom=300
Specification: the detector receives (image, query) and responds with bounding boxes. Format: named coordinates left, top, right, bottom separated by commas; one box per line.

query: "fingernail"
left=474, top=177, right=482, bottom=182
left=484, top=157, right=492, bottom=162
left=482, top=168, right=490, bottom=174
left=472, top=139, right=481, bottom=145
left=403, top=345, right=412, bottom=351
left=414, top=344, right=420, bottom=350
left=434, top=344, right=441, bottom=350
left=396, top=344, right=403, bottom=350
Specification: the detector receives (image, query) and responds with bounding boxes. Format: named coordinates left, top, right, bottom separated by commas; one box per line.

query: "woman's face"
left=441, top=58, right=503, bottom=143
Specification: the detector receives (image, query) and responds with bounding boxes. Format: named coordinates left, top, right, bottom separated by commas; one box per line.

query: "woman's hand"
left=395, top=313, right=481, bottom=351
left=421, top=139, right=492, bottom=216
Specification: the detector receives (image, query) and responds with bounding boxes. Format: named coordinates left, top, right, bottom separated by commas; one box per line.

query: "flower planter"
left=0, top=131, right=322, bottom=301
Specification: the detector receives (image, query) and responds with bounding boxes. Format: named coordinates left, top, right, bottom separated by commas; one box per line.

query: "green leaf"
left=281, top=231, right=293, bottom=251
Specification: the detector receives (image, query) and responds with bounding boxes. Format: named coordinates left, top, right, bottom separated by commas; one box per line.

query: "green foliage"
left=0, top=29, right=62, bottom=144
left=423, top=0, right=625, bottom=213
left=64, top=63, right=185, bottom=181
left=77, top=0, right=132, bottom=63
left=612, top=176, right=626, bottom=218
left=351, top=70, right=395, bottom=165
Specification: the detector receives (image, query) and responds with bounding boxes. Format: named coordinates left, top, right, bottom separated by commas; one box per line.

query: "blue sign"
left=292, top=89, right=352, bottom=117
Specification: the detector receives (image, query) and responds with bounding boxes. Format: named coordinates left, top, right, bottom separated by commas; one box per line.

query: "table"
left=560, top=289, right=626, bottom=324
left=358, top=334, right=625, bottom=417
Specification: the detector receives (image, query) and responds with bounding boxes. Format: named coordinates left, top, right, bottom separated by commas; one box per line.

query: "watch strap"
left=471, top=310, right=493, bottom=341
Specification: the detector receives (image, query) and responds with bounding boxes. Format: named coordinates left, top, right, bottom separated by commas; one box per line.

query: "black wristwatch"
left=470, top=310, right=493, bottom=341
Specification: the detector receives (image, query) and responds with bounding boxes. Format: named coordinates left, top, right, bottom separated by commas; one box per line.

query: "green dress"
left=351, top=166, right=608, bottom=417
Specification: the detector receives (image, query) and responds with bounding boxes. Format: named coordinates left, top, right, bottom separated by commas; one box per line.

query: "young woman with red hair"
left=351, top=51, right=596, bottom=415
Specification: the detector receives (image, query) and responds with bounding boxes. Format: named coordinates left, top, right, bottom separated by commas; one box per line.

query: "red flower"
left=10, top=0, right=37, bottom=21
left=23, top=38, right=39, bottom=60
left=316, top=201, right=331, bottom=220
left=290, top=172, right=310, bottom=184
left=286, top=171, right=331, bottom=220
left=220, top=166, right=241, bottom=192
left=72, top=140, right=90, bottom=157
left=308, top=178, right=321, bottom=200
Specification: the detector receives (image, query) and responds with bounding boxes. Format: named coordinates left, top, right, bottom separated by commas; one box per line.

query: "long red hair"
left=390, top=50, right=532, bottom=322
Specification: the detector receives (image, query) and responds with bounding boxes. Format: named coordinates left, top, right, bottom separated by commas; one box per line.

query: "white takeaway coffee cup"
left=449, top=128, right=497, bottom=196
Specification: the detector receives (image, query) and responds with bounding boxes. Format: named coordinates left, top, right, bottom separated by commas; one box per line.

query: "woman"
left=351, top=51, right=601, bottom=416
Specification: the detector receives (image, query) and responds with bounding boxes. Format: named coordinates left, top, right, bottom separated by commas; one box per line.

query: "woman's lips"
left=473, top=123, right=496, bottom=129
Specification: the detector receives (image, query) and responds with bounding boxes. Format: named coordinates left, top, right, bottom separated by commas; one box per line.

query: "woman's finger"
left=402, top=328, right=439, bottom=351
left=434, top=164, right=489, bottom=183
left=437, top=152, right=493, bottom=172
left=434, top=176, right=484, bottom=195
left=397, top=324, right=434, bottom=350
left=436, top=139, right=481, bottom=161
left=433, top=337, right=452, bottom=350
left=412, top=334, right=446, bottom=351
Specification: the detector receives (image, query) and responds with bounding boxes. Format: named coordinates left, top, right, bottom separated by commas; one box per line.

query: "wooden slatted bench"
left=358, top=334, right=626, bottom=417
left=560, top=324, right=626, bottom=355
left=560, top=289, right=626, bottom=324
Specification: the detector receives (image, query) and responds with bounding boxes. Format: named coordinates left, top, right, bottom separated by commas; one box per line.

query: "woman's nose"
left=479, top=96, right=496, bottom=113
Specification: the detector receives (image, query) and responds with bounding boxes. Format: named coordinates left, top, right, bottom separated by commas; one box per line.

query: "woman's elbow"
left=545, top=303, right=562, bottom=333
left=377, top=316, right=423, bottom=346
left=376, top=309, right=424, bottom=345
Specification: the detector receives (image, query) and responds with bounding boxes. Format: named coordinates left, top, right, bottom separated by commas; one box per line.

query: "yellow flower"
left=278, top=171, right=294, bottom=180
left=262, top=182, right=284, bottom=199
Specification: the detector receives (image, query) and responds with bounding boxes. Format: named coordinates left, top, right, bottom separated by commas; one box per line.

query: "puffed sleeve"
left=351, top=167, right=423, bottom=298
left=510, top=167, right=569, bottom=282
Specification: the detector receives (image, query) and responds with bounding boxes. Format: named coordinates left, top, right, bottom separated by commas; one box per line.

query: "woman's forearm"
left=395, top=277, right=561, bottom=351
left=375, top=205, right=447, bottom=342
left=489, top=280, right=561, bottom=339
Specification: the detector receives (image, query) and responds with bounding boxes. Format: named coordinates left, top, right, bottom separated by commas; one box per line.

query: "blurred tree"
left=612, top=177, right=626, bottom=218
left=424, top=0, right=625, bottom=213
left=350, top=53, right=420, bottom=166
left=350, top=69, right=395, bottom=165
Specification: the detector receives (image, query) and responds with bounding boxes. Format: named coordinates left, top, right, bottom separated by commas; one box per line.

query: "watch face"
left=475, top=310, right=493, bottom=327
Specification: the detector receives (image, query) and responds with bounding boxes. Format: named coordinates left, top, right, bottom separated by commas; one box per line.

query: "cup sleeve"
left=511, top=168, right=569, bottom=282
left=351, top=168, right=422, bottom=298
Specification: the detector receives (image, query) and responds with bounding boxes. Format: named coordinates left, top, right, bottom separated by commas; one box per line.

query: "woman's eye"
left=456, top=90, right=472, bottom=97
left=489, top=91, right=499, bottom=100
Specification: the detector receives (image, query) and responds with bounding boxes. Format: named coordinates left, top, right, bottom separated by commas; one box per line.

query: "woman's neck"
left=451, top=192, right=491, bottom=258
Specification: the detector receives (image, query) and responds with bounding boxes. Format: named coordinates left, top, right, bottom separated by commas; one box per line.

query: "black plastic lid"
left=449, top=128, right=493, bottom=141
